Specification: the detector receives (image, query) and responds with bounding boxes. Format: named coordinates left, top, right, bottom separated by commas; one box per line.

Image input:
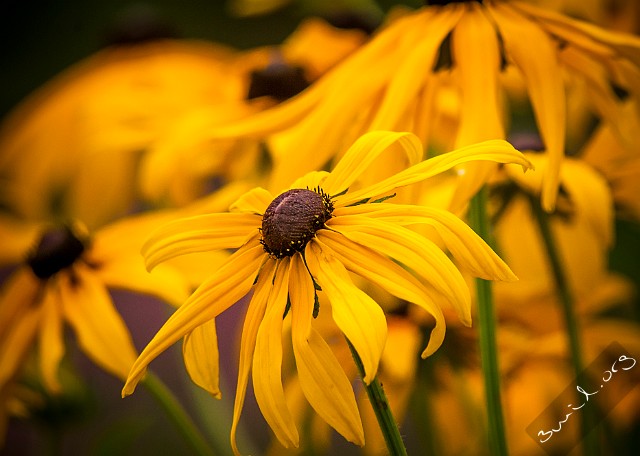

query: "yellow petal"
left=489, top=3, right=565, bottom=211
left=38, top=284, right=65, bottom=393
left=369, top=6, right=464, bottom=131
left=97, top=257, right=191, bottom=307
left=0, top=270, right=41, bottom=387
left=60, top=264, right=138, bottom=380
left=141, top=213, right=260, bottom=271
left=252, top=257, right=299, bottom=448
left=449, top=3, right=505, bottom=211
left=322, top=131, right=423, bottom=197
left=511, top=0, right=640, bottom=64
left=334, top=203, right=517, bottom=282
left=329, top=216, right=471, bottom=325
left=317, top=231, right=446, bottom=357
left=123, top=242, right=265, bottom=397
left=0, top=268, right=40, bottom=337
left=231, top=259, right=276, bottom=456
left=229, top=187, right=274, bottom=215
left=305, top=241, right=387, bottom=384
left=335, top=139, right=532, bottom=207
left=183, top=319, right=221, bottom=398
left=288, top=170, right=330, bottom=192
left=289, top=254, right=364, bottom=445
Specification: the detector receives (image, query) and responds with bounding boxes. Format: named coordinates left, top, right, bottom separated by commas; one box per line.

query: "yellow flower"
left=0, top=39, right=258, bottom=226
left=203, top=0, right=640, bottom=211
left=0, top=215, right=190, bottom=398
left=122, top=131, right=531, bottom=453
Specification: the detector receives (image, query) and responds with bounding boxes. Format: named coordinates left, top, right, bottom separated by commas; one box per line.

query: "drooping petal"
left=183, top=319, right=221, bottom=398
left=305, top=241, right=387, bottom=384
left=141, top=213, right=261, bottom=271
left=0, top=268, right=40, bottom=338
left=321, top=131, right=423, bottom=197
left=511, top=0, right=640, bottom=64
left=369, top=6, right=464, bottom=131
left=0, top=270, right=42, bottom=388
left=489, top=3, right=565, bottom=212
left=231, top=258, right=276, bottom=456
left=96, top=256, right=192, bottom=307
left=317, top=231, right=446, bottom=357
left=229, top=187, right=274, bottom=215
left=329, top=215, right=471, bottom=325
left=252, top=257, right=299, bottom=448
left=123, top=242, right=266, bottom=396
left=289, top=253, right=364, bottom=445
left=334, top=203, right=518, bottom=282
left=334, top=139, right=532, bottom=207
left=38, top=283, right=65, bottom=393
left=450, top=3, right=505, bottom=211
left=59, top=264, right=138, bottom=381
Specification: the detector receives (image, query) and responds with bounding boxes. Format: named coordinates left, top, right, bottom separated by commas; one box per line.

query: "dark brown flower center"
left=247, top=63, right=310, bottom=102
left=27, top=225, right=88, bottom=279
left=260, top=188, right=333, bottom=259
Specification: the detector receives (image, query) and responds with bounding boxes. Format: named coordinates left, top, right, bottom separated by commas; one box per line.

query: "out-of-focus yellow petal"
left=489, top=3, right=565, bottom=212
left=0, top=269, right=40, bottom=338
left=559, top=46, right=640, bottom=150
left=38, top=284, right=65, bottom=393
left=252, top=257, right=299, bottom=448
left=0, top=217, right=41, bottom=266
left=329, top=216, right=471, bottom=325
left=96, top=257, right=191, bottom=307
left=183, top=319, right=221, bottom=398
left=59, top=264, right=137, bottom=381
left=316, top=232, right=446, bottom=357
left=305, top=242, right=386, bottom=384
left=229, top=187, right=274, bottom=215
left=334, top=203, right=517, bottom=282
left=335, top=139, right=532, bottom=207
left=231, top=259, right=276, bottom=456
left=511, top=0, right=640, bottom=64
left=141, top=213, right=260, bottom=271
left=321, top=131, right=423, bottom=197
left=0, top=270, right=41, bottom=387
left=289, top=254, right=364, bottom=446
left=123, top=242, right=265, bottom=397
left=369, top=6, right=463, bottom=131
left=450, top=3, right=505, bottom=211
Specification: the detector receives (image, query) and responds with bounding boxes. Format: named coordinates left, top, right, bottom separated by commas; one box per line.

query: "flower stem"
left=528, top=194, right=599, bottom=456
left=143, top=371, right=216, bottom=456
left=469, top=187, right=509, bottom=456
left=346, top=338, right=408, bottom=456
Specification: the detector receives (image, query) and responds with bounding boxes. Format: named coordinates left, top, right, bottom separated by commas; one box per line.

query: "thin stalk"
left=143, top=371, right=216, bottom=456
left=346, top=338, right=408, bottom=456
left=528, top=194, right=599, bottom=456
left=469, top=187, right=509, bottom=456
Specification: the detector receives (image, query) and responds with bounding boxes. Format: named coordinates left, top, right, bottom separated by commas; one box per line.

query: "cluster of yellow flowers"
left=1, top=1, right=639, bottom=455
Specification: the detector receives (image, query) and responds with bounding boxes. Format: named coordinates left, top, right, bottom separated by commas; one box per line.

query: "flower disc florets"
left=27, top=224, right=88, bottom=279
left=261, top=188, right=333, bottom=259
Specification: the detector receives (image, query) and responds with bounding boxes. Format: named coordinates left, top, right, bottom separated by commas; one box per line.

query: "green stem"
left=528, top=194, right=599, bottom=456
left=346, top=338, right=408, bottom=456
left=143, top=371, right=216, bottom=456
left=469, top=187, right=509, bottom=456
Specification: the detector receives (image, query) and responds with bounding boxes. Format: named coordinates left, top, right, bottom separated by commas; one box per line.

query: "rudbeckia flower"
left=0, top=39, right=261, bottom=226
left=122, top=131, right=532, bottom=453
left=0, top=215, right=191, bottom=399
left=203, top=0, right=640, bottom=211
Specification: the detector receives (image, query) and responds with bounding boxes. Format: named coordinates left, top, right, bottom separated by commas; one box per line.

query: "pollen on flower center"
left=261, top=188, right=333, bottom=259
left=27, top=224, right=88, bottom=279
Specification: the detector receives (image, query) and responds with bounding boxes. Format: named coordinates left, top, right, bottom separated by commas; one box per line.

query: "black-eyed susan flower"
left=0, top=39, right=261, bottom=226
left=122, top=131, right=532, bottom=453
left=202, top=0, right=640, bottom=211
left=0, top=214, right=191, bottom=400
